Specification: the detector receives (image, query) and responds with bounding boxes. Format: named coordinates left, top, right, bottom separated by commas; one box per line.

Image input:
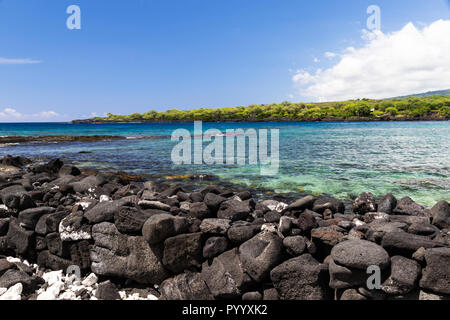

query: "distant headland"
left=73, top=94, right=450, bottom=123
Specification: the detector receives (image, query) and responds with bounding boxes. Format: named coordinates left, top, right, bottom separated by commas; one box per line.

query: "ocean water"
left=1, top=121, right=449, bottom=207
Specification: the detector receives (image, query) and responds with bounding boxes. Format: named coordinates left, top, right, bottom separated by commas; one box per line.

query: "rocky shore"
left=0, top=135, right=166, bottom=146
left=0, top=155, right=449, bottom=300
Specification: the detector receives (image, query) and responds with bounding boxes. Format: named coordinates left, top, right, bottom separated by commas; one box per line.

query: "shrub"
left=385, top=107, right=398, bottom=116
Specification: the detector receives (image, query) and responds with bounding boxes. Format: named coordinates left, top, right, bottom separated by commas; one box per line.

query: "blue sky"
left=0, top=0, right=449, bottom=121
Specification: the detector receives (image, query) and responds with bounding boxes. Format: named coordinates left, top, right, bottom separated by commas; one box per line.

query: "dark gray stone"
left=203, top=237, right=228, bottom=259
left=0, top=258, right=14, bottom=276
left=0, top=185, right=28, bottom=209
left=144, top=181, right=158, bottom=192
left=95, top=280, right=121, bottom=300
left=84, top=200, right=123, bottom=224
left=160, top=271, right=214, bottom=300
left=311, top=226, right=345, bottom=255
left=328, top=258, right=368, bottom=289
left=18, top=207, right=55, bottom=230
left=91, top=222, right=169, bottom=284
left=69, top=240, right=91, bottom=270
left=365, top=221, right=407, bottom=243
left=340, top=288, right=367, bottom=300
left=37, top=250, right=73, bottom=271
left=270, top=254, right=328, bottom=300
left=431, top=200, right=450, bottom=229
left=114, top=206, right=153, bottom=234
left=217, top=199, right=251, bottom=221
left=312, top=197, right=345, bottom=214
left=0, top=218, right=9, bottom=236
left=378, top=193, right=397, bottom=214
left=72, top=175, right=98, bottom=193
left=189, top=202, right=211, bottom=219
left=282, top=195, right=316, bottom=213
left=296, top=210, right=318, bottom=233
left=200, top=248, right=252, bottom=299
left=264, top=211, right=281, bottom=223
left=239, top=232, right=283, bottom=282
left=352, top=192, right=377, bottom=215
left=162, top=233, right=203, bottom=274
left=142, top=213, right=188, bottom=244
left=46, top=232, right=70, bottom=258
left=381, top=231, right=444, bottom=256
left=190, top=192, right=204, bottom=203
left=393, top=197, right=426, bottom=216
left=263, top=288, right=279, bottom=300
left=31, top=158, right=63, bottom=174
left=389, top=215, right=430, bottom=225
left=46, top=211, right=70, bottom=233
left=59, top=212, right=92, bottom=242
left=237, top=191, right=252, bottom=201
left=203, top=193, right=227, bottom=213
left=160, top=185, right=183, bottom=198
left=407, top=222, right=440, bottom=237
left=227, top=223, right=260, bottom=244
left=0, top=269, right=42, bottom=293
left=35, top=214, right=52, bottom=236
left=278, top=217, right=293, bottom=236
left=283, top=236, right=307, bottom=256
left=419, top=247, right=450, bottom=295
left=59, top=165, right=81, bottom=177
left=138, top=200, right=171, bottom=211
left=331, top=239, right=390, bottom=270
left=199, top=218, right=230, bottom=235
left=242, top=291, right=263, bottom=300
left=381, top=256, right=421, bottom=295
left=6, top=219, right=35, bottom=257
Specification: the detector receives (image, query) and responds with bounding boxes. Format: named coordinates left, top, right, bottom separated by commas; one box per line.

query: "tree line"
left=87, top=95, right=450, bottom=122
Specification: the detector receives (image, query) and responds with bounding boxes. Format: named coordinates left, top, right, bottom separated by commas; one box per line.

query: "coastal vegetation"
left=80, top=95, right=450, bottom=122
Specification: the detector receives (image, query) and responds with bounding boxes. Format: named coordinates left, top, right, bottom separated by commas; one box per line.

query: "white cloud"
left=313, top=57, right=319, bottom=63
left=293, top=19, right=450, bottom=101
left=37, top=111, right=59, bottom=118
left=0, top=108, right=60, bottom=122
left=0, top=108, right=22, bottom=118
left=0, top=57, right=41, bottom=65
left=324, top=51, right=337, bottom=59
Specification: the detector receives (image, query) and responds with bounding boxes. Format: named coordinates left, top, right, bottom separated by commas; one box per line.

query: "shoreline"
left=0, top=155, right=449, bottom=300
left=0, top=135, right=167, bottom=146
left=71, top=116, right=450, bottom=124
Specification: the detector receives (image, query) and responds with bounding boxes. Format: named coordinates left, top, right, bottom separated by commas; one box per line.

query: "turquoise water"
left=1, top=121, right=449, bottom=206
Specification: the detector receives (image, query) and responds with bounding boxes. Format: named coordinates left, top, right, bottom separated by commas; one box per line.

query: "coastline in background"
left=73, top=94, right=450, bottom=123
